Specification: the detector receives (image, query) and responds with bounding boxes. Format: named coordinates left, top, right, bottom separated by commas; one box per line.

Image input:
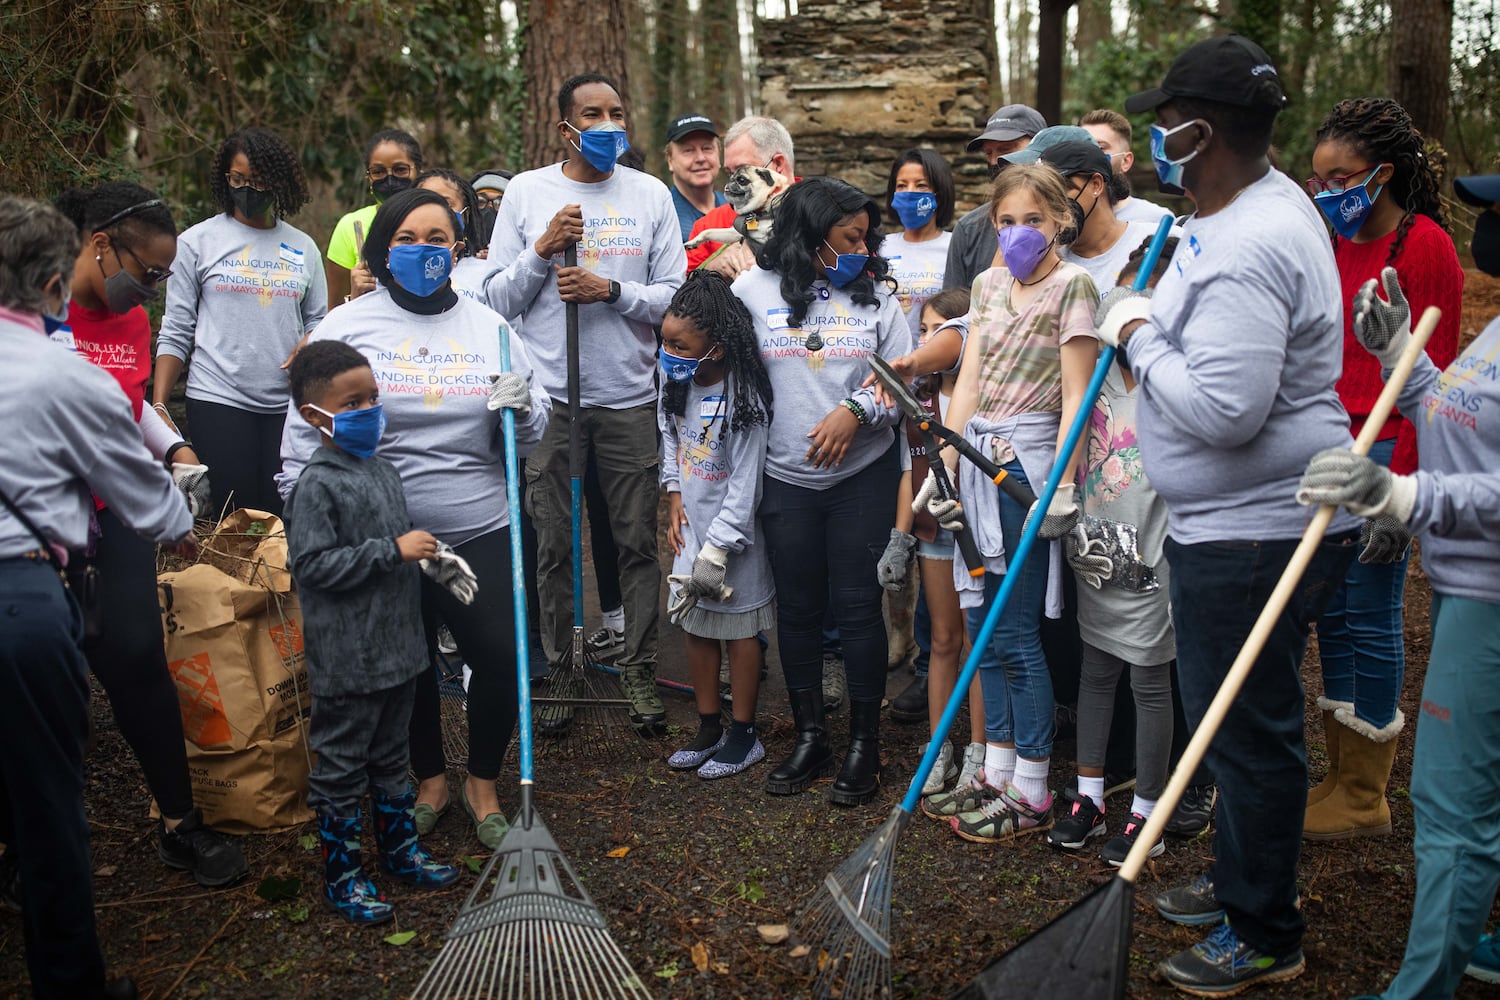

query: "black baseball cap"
left=665, top=113, right=718, bottom=143
left=1125, top=34, right=1286, bottom=114
left=1040, top=140, right=1115, bottom=181
left=967, top=104, right=1047, bottom=152
left=1455, top=174, right=1500, bottom=207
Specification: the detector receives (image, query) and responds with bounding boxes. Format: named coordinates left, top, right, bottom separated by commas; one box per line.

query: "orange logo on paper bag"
left=269, top=620, right=304, bottom=660
left=167, top=652, right=232, bottom=747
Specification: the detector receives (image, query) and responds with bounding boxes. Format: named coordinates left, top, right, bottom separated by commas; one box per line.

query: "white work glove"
left=1094, top=286, right=1153, bottom=349
left=486, top=371, right=532, bottom=417
left=1024, top=482, right=1080, bottom=539
left=1351, top=266, right=1411, bottom=369
left=912, top=468, right=963, bottom=532
left=420, top=541, right=479, bottom=605
left=1296, top=448, right=1418, bottom=523
left=876, top=529, right=917, bottom=591
left=667, top=543, right=733, bottom=624
left=1062, top=524, right=1114, bottom=589
left=1358, top=515, right=1413, bottom=565
left=171, top=462, right=213, bottom=519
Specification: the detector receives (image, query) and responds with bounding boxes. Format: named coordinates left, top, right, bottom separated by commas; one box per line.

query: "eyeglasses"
left=225, top=172, right=268, bottom=191
left=367, top=164, right=415, bottom=181
left=476, top=193, right=502, bottom=211
left=1305, top=163, right=1386, bottom=196
left=115, top=242, right=172, bottom=285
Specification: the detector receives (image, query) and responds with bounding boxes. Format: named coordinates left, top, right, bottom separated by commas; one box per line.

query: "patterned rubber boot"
left=372, top=786, right=462, bottom=888
left=318, top=811, right=394, bottom=925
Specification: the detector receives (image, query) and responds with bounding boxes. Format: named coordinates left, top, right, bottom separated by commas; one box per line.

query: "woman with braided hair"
left=659, top=270, right=775, bottom=780
left=153, top=127, right=328, bottom=516
left=1302, top=96, right=1463, bottom=841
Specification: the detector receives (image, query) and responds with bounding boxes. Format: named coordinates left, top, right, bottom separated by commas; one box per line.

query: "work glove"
left=1024, top=482, right=1080, bottom=539
left=486, top=371, right=532, bottom=417
left=1296, top=448, right=1418, bottom=524
left=1063, top=524, right=1114, bottom=589
left=171, top=462, right=213, bottom=519
left=667, top=543, right=733, bottom=624
left=877, top=529, right=917, bottom=592
left=1094, top=286, right=1153, bottom=349
left=912, top=468, right=963, bottom=532
left=1358, top=515, right=1413, bottom=565
left=420, top=541, right=479, bottom=605
left=1351, top=266, right=1411, bottom=369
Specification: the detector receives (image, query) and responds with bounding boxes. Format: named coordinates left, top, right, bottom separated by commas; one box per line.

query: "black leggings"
left=409, top=526, right=520, bottom=782
left=68, top=507, right=195, bottom=819
left=184, top=398, right=286, bottom=517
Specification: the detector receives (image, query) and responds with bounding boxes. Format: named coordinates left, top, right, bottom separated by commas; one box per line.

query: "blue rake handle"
left=898, top=215, right=1175, bottom=816
left=498, top=324, right=536, bottom=785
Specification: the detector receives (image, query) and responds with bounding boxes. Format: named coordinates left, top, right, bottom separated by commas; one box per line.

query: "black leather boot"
left=830, top=699, right=883, bottom=806
left=887, top=673, right=928, bottom=723
left=765, top=687, right=834, bottom=795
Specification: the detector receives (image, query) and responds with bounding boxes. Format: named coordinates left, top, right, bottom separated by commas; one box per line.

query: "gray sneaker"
left=619, top=665, right=667, bottom=732
left=1155, top=871, right=1226, bottom=926
left=821, top=653, right=845, bottom=713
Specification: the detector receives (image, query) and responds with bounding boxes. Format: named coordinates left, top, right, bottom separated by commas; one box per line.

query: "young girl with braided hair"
left=660, top=270, right=776, bottom=779
left=1303, top=97, right=1464, bottom=840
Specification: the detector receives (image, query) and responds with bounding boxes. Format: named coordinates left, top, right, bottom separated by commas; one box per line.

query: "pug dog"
left=683, top=164, right=794, bottom=252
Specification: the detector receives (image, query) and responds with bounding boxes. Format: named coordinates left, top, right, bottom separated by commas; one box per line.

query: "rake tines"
left=436, top=654, right=471, bottom=769
left=530, top=628, right=634, bottom=760
left=791, top=807, right=907, bottom=999
left=411, top=788, right=652, bottom=999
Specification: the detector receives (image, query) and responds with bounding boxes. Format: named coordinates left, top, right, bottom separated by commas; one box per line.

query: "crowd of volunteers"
left=1, top=33, right=1497, bottom=1000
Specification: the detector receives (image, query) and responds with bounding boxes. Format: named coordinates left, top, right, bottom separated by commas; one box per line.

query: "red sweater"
left=1333, top=213, right=1463, bottom=475
left=684, top=176, right=802, bottom=272
left=68, top=302, right=152, bottom=423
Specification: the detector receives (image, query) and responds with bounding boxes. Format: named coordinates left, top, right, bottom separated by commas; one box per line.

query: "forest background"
left=3, top=0, right=1497, bottom=263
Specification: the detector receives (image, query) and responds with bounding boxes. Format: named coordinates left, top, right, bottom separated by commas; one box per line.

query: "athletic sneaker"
left=1165, top=783, right=1217, bottom=837
left=919, top=740, right=957, bottom=796
left=1046, top=788, right=1107, bottom=850
left=158, top=809, right=248, bottom=888
left=821, top=653, right=846, bottom=713
left=436, top=624, right=458, bottom=655
left=951, top=785, right=1053, bottom=843
left=586, top=625, right=625, bottom=661
left=1100, top=811, right=1164, bottom=867
left=1155, top=871, right=1226, bottom=926
left=1156, top=919, right=1305, bottom=995
left=921, top=770, right=1003, bottom=821
left=955, top=742, right=986, bottom=789
left=1467, top=932, right=1500, bottom=984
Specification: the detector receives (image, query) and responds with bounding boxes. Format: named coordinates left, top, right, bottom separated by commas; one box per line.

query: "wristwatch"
left=605, top=280, right=621, bottom=304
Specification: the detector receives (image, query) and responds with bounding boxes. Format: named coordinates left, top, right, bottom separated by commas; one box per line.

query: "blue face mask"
left=1314, top=167, right=1384, bottom=240
left=387, top=243, right=453, bottom=297
left=659, top=346, right=713, bottom=383
left=567, top=122, right=629, bottom=174
left=821, top=240, right=869, bottom=289
left=312, top=403, right=386, bottom=459
left=1148, top=120, right=1207, bottom=197
left=891, top=191, right=937, bottom=231
left=43, top=287, right=70, bottom=335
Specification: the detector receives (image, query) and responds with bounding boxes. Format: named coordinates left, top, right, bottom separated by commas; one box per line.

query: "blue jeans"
left=1167, top=530, right=1357, bottom=955
left=1381, top=592, right=1500, bottom=1000
left=761, top=442, right=899, bottom=703
left=965, top=460, right=1053, bottom=758
left=1317, top=438, right=1407, bottom=727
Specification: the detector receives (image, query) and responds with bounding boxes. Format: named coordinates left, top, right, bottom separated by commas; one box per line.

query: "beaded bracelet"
left=840, top=398, right=868, bottom=426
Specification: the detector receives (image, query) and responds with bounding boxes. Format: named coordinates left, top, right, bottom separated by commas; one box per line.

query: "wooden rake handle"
left=1117, top=305, right=1441, bottom=884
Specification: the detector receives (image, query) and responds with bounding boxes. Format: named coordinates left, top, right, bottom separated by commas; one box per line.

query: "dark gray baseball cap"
left=967, top=104, right=1047, bottom=152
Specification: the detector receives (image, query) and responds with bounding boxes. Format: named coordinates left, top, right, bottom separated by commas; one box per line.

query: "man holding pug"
left=686, top=115, right=797, bottom=277
left=664, top=113, right=727, bottom=241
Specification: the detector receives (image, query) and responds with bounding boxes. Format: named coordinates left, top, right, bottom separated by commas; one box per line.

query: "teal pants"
left=1382, top=592, right=1500, bottom=1000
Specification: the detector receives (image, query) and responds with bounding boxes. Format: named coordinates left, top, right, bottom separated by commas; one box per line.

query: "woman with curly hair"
left=1302, top=97, right=1464, bottom=841
left=733, top=176, right=911, bottom=806
left=153, top=126, right=328, bottom=516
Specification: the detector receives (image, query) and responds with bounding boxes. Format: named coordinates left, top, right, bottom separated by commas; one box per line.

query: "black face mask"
left=230, top=186, right=275, bottom=220
left=371, top=175, right=412, bottom=201
left=988, top=161, right=1005, bottom=181
left=1472, top=210, right=1500, bottom=278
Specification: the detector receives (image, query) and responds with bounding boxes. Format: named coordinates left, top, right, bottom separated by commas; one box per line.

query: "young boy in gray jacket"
left=284, top=341, right=467, bottom=924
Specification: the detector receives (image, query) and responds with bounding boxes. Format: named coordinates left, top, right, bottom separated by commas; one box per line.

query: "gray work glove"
left=667, top=543, right=732, bottom=624
left=1095, top=286, right=1153, bottom=349
left=486, top=371, right=532, bottom=417
left=420, top=541, right=479, bottom=605
left=1063, top=524, right=1114, bottom=589
left=1024, top=482, right=1080, bottom=540
left=1358, top=515, right=1413, bottom=565
left=1296, top=448, right=1418, bottom=523
left=1351, top=266, right=1411, bottom=369
left=877, top=529, right=917, bottom=592
left=171, top=462, right=213, bottom=519
left=912, top=468, right=963, bottom=532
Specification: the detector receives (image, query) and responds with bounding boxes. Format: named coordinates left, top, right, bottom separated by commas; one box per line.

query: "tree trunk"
left=1074, top=0, right=1112, bottom=64
left=1035, top=0, right=1075, bottom=126
left=1389, top=0, right=1453, bottom=141
left=1229, top=0, right=1282, bottom=64
left=520, top=0, right=633, bottom=168
left=701, top=0, right=740, bottom=133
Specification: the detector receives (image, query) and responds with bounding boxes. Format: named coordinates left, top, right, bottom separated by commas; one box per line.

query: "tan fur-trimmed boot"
left=1306, top=697, right=1352, bottom=807
left=1303, top=706, right=1403, bottom=841
left=884, top=559, right=919, bottom=672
